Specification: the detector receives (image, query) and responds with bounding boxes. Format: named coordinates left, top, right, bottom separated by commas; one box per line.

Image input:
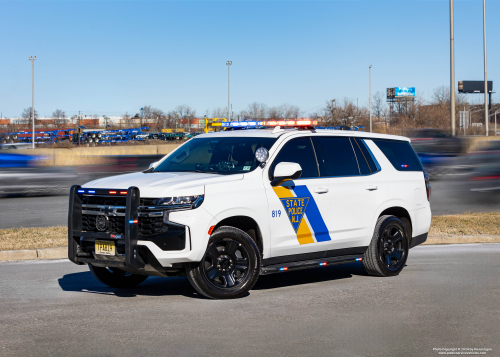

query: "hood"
left=82, top=171, right=244, bottom=197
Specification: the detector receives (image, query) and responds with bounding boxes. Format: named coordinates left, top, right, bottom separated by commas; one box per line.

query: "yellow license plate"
left=95, top=240, right=115, bottom=256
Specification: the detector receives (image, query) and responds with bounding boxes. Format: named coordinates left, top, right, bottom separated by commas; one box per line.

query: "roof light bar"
left=221, top=119, right=319, bottom=129
left=109, top=191, right=117, bottom=194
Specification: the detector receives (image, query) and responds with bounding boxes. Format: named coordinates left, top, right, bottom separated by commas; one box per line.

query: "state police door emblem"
left=279, top=197, right=310, bottom=232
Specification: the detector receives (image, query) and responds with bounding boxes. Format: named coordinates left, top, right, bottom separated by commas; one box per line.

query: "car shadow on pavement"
left=252, top=262, right=368, bottom=290
left=58, top=271, right=202, bottom=299
left=58, top=262, right=369, bottom=298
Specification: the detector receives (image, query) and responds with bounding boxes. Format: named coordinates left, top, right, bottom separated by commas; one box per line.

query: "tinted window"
left=271, top=137, right=319, bottom=179
left=154, top=137, right=277, bottom=175
left=317, top=137, right=360, bottom=177
left=351, top=139, right=371, bottom=175
left=356, top=138, right=379, bottom=172
left=372, top=139, right=423, bottom=172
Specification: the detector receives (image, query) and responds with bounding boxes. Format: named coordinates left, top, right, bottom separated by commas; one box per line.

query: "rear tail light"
left=424, top=172, right=431, bottom=201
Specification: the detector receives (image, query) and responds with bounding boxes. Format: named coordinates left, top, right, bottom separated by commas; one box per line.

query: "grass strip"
left=1, top=212, right=499, bottom=251
left=0, top=227, right=67, bottom=251
left=429, top=212, right=500, bottom=236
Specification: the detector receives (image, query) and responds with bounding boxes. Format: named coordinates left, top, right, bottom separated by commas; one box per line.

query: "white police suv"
left=68, top=120, right=431, bottom=299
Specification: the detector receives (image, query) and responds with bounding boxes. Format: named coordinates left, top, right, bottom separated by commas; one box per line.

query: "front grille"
left=82, top=214, right=126, bottom=234
left=83, top=195, right=126, bottom=206
left=139, top=215, right=166, bottom=236
left=79, top=193, right=167, bottom=236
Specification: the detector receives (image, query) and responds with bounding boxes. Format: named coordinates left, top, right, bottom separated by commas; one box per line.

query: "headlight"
left=157, top=195, right=204, bottom=209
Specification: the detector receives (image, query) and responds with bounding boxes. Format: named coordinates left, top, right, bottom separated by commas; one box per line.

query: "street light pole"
left=450, top=0, right=456, bottom=136
left=226, top=61, right=232, bottom=122
left=369, top=65, right=372, bottom=133
left=29, top=56, right=37, bottom=149
left=483, top=0, right=489, bottom=136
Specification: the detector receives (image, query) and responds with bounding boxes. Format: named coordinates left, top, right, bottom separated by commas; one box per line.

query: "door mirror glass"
left=272, top=162, right=302, bottom=186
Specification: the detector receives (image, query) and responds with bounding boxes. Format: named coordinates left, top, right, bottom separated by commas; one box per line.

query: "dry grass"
left=429, top=212, right=500, bottom=236
left=0, top=227, right=66, bottom=251
left=1, top=212, right=499, bottom=251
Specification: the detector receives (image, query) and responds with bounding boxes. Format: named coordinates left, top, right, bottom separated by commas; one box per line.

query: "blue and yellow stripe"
left=272, top=185, right=331, bottom=245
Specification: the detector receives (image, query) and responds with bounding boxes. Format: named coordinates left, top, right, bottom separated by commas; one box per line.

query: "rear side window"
left=354, top=138, right=379, bottom=172
left=372, top=139, right=423, bottom=172
left=351, top=139, right=371, bottom=175
left=316, top=137, right=360, bottom=177
left=271, top=137, right=319, bottom=179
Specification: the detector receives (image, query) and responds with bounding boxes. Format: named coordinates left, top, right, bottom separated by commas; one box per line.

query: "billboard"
left=458, top=81, right=493, bottom=94
left=395, top=87, right=415, bottom=97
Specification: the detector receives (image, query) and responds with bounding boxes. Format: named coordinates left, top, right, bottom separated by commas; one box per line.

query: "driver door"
left=264, top=137, right=334, bottom=259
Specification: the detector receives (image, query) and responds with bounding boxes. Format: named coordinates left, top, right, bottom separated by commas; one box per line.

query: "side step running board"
left=260, top=254, right=364, bottom=275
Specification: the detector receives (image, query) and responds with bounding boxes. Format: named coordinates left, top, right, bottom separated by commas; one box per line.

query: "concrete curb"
left=0, top=247, right=67, bottom=262
left=1, top=236, right=500, bottom=262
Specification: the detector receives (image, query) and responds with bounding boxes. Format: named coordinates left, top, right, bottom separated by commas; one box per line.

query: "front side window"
left=153, top=137, right=277, bottom=175
left=270, top=137, right=319, bottom=179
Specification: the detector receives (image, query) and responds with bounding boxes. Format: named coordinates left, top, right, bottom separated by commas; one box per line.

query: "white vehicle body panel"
left=80, top=128, right=431, bottom=267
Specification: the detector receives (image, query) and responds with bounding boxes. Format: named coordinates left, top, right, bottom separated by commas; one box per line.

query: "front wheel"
left=89, top=264, right=148, bottom=288
left=187, top=226, right=261, bottom=299
left=363, top=215, right=409, bottom=277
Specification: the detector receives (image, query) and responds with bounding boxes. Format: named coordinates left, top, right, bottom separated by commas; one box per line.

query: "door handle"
left=314, top=188, right=329, bottom=194
left=365, top=185, right=378, bottom=191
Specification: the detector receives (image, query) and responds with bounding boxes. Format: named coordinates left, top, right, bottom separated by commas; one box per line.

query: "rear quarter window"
left=372, top=139, right=423, bottom=172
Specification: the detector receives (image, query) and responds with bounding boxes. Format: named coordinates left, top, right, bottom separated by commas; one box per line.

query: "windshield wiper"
left=195, top=170, right=219, bottom=174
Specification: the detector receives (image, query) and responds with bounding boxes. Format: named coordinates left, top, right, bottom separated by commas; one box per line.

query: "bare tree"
left=372, top=92, right=386, bottom=121
left=151, top=108, right=166, bottom=131
left=52, top=109, right=66, bottom=125
left=240, top=102, right=268, bottom=119
left=20, top=107, right=38, bottom=126
left=268, top=104, right=302, bottom=119
left=211, top=107, right=226, bottom=119
left=174, top=105, right=196, bottom=119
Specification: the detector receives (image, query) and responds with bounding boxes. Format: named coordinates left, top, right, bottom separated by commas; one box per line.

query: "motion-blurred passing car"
left=0, top=152, right=79, bottom=197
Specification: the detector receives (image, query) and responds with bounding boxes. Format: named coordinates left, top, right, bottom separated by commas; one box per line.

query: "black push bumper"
left=68, top=185, right=145, bottom=270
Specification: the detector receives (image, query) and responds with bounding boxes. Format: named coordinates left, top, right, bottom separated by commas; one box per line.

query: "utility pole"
left=29, top=56, right=36, bottom=149
left=226, top=61, right=232, bottom=122
left=450, top=0, right=456, bottom=136
left=483, top=0, right=489, bottom=136
left=369, top=65, right=372, bottom=133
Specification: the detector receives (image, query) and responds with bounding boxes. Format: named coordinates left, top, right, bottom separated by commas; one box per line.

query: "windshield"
left=153, top=136, right=277, bottom=174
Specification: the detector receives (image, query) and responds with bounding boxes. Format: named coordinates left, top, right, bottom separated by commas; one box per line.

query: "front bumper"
left=68, top=185, right=217, bottom=276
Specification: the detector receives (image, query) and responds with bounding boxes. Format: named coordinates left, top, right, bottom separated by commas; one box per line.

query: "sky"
left=0, top=0, right=498, bottom=118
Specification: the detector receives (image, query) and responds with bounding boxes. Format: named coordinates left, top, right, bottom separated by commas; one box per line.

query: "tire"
left=186, top=226, right=261, bottom=299
left=88, top=264, right=148, bottom=288
left=400, top=217, right=412, bottom=247
left=363, top=215, right=409, bottom=277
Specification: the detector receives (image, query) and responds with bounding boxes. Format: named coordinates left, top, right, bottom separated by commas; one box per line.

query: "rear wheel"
left=363, top=215, right=409, bottom=277
left=187, top=226, right=261, bottom=299
left=89, top=264, right=148, bottom=288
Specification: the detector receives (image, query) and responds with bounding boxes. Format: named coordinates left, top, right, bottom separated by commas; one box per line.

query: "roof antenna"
left=272, top=126, right=284, bottom=134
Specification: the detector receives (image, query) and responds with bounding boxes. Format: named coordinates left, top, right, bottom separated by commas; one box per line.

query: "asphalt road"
left=1, top=177, right=499, bottom=229
left=0, top=244, right=498, bottom=357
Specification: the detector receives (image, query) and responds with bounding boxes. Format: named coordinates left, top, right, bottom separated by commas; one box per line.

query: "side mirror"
left=271, top=162, right=302, bottom=186
left=149, top=161, right=159, bottom=169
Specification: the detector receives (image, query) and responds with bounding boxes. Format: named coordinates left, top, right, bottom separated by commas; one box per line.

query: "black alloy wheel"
left=202, top=238, right=250, bottom=289
left=363, top=215, right=409, bottom=277
left=378, top=223, right=406, bottom=272
left=187, top=226, right=261, bottom=299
